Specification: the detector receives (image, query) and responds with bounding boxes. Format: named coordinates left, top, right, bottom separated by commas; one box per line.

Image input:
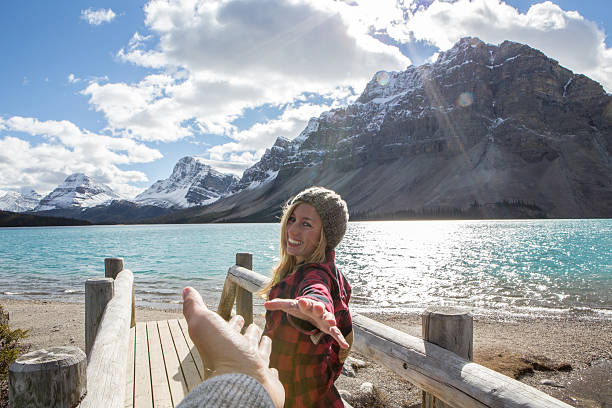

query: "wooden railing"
left=9, top=258, right=134, bottom=408
left=218, top=253, right=573, bottom=408
left=8, top=254, right=573, bottom=408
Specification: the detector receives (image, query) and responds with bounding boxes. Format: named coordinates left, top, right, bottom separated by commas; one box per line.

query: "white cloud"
left=0, top=116, right=162, bottom=197
left=206, top=102, right=337, bottom=174
left=68, top=73, right=80, bottom=84
left=81, top=8, right=117, bottom=26
left=85, top=0, right=409, bottom=150
left=402, top=0, right=612, bottom=91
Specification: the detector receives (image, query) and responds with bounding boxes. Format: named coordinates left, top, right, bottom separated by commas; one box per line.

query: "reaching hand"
left=264, top=297, right=349, bottom=349
left=182, top=286, right=285, bottom=408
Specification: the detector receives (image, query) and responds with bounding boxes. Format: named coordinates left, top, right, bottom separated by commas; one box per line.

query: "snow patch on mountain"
left=35, top=174, right=121, bottom=211
left=0, top=188, right=42, bottom=212
left=134, top=156, right=238, bottom=208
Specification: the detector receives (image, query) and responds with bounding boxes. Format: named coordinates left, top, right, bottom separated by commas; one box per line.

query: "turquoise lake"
left=1, top=219, right=610, bottom=320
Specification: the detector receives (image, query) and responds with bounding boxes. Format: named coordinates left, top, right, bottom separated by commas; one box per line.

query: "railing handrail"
left=81, top=268, right=134, bottom=408
left=219, top=258, right=572, bottom=408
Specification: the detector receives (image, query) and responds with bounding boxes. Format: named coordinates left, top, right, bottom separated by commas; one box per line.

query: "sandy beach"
left=2, top=298, right=611, bottom=407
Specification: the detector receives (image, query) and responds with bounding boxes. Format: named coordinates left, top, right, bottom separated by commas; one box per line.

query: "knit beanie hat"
left=290, top=186, right=349, bottom=251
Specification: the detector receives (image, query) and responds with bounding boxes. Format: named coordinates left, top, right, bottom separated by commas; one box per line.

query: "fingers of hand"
left=244, top=323, right=263, bottom=348
left=228, top=314, right=245, bottom=332
left=264, top=299, right=299, bottom=312
left=258, top=335, right=272, bottom=365
left=182, top=286, right=208, bottom=322
left=297, top=298, right=336, bottom=328
left=330, top=326, right=349, bottom=349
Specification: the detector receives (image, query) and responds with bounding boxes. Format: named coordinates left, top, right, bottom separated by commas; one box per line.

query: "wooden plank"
left=353, top=314, right=572, bottom=408
left=133, top=322, right=152, bottom=408
left=147, top=321, right=173, bottom=408
left=158, top=320, right=188, bottom=405
left=168, top=319, right=201, bottom=392
left=178, top=319, right=204, bottom=378
left=125, top=326, right=135, bottom=408
left=81, top=269, right=133, bottom=408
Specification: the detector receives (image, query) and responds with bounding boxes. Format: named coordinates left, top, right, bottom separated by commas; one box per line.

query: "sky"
left=1, top=0, right=611, bottom=198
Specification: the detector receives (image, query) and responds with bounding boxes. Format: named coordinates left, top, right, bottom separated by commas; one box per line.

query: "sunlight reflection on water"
left=0, top=219, right=610, bottom=320
left=337, top=220, right=611, bottom=319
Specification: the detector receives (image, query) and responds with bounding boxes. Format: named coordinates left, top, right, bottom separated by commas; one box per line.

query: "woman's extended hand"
left=264, top=297, right=349, bottom=349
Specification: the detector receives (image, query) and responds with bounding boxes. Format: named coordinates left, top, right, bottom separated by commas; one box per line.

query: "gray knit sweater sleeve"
left=176, top=373, right=275, bottom=408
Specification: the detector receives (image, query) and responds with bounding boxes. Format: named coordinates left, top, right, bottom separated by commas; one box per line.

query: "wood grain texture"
left=235, top=253, right=254, bottom=328
left=216, top=275, right=237, bottom=321
left=85, top=277, right=114, bottom=357
left=124, top=327, right=135, bottom=408
left=422, top=309, right=473, bottom=408
left=81, top=269, right=133, bottom=408
left=9, top=346, right=86, bottom=408
left=133, top=322, right=152, bottom=408
left=158, top=320, right=187, bottom=405
left=178, top=319, right=205, bottom=378
left=147, top=321, right=172, bottom=408
left=352, top=313, right=572, bottom=408
left=168, top=319, right=201, bottom=392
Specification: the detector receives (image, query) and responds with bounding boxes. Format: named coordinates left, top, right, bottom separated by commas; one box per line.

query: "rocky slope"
left=152, top=37, right=612, bottom=223
left=135, top=156, right=239, bottom=208
left=35, top=174, right=122, bottom=211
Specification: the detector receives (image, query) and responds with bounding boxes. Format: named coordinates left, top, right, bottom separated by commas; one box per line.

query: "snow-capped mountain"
left=134, top=156, right=239, bottom=208
left=156, top=37, right=612, bottom=222
left=35, top=174, right=122, bottom=211
left=0, top=188, right=42, bottom=212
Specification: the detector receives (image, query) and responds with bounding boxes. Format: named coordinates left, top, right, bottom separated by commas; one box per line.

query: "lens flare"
left=376, top=71, right=390, bottom=86
left=457, top=92, right=473, bottom=108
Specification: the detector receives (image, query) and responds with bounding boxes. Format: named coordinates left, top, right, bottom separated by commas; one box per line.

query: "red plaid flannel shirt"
left=264, top=251, right=352, bottom=408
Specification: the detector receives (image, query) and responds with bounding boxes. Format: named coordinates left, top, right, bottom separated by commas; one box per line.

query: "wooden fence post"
left=235, top=253, right=254, bottom=329
left=8, top=346, right=87, bottom=408
left=85, top=277, right=114, bottom=357
left=105, top=257, right=135, bottom=328
left=104, top=257, right=124, bottom=279
left=217, top=277, right=238, bottom=321
left=421, top=308, right=473, bottom=408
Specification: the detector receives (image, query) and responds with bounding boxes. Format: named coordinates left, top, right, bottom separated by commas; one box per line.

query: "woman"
left=262, top=186, right=353, bottom=407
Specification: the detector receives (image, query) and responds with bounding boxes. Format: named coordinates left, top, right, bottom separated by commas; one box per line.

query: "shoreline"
left=2, top=298, right=611, bottom=407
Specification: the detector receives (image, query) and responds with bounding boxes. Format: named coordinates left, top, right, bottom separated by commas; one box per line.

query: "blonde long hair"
left=259, top=201, right=327, bottom=298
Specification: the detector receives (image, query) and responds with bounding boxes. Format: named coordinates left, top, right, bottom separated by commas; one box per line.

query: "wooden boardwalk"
left=125, top=319, right=205, bottom=408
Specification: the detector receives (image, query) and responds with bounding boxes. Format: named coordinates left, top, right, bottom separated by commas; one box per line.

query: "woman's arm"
left=264, top=268, right=349, bottom=348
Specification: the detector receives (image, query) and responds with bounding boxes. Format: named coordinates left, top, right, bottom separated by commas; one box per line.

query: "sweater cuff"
left=176, top=373, right=275, bottom=408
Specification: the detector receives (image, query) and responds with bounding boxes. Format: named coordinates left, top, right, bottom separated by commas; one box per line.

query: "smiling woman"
left=286, top=203, right=324, bottom=262
left=259, top=186, right=353, bottom=407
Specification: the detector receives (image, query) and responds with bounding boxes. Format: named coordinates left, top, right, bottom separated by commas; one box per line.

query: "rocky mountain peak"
left=134, top=156, right=238, bottom=208
left=35, top=173, right=121, bottom=211
left=173, top=36, right=611, bottom=222
left=0, top=188, right=42, bottom=212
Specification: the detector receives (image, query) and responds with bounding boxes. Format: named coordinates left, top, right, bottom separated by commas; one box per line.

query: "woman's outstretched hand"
left=264, top=297, right=349, bottom=349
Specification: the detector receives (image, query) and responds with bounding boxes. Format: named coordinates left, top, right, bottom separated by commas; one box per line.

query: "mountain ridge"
left=148, top=37, right=612, bottom=223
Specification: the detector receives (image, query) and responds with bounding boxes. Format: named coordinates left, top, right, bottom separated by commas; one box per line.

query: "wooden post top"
left=422, top=307, right=473, bottom=316
left=105, top=257, right=124, bottom=279
left=10, top=346, right=86, bottom=373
